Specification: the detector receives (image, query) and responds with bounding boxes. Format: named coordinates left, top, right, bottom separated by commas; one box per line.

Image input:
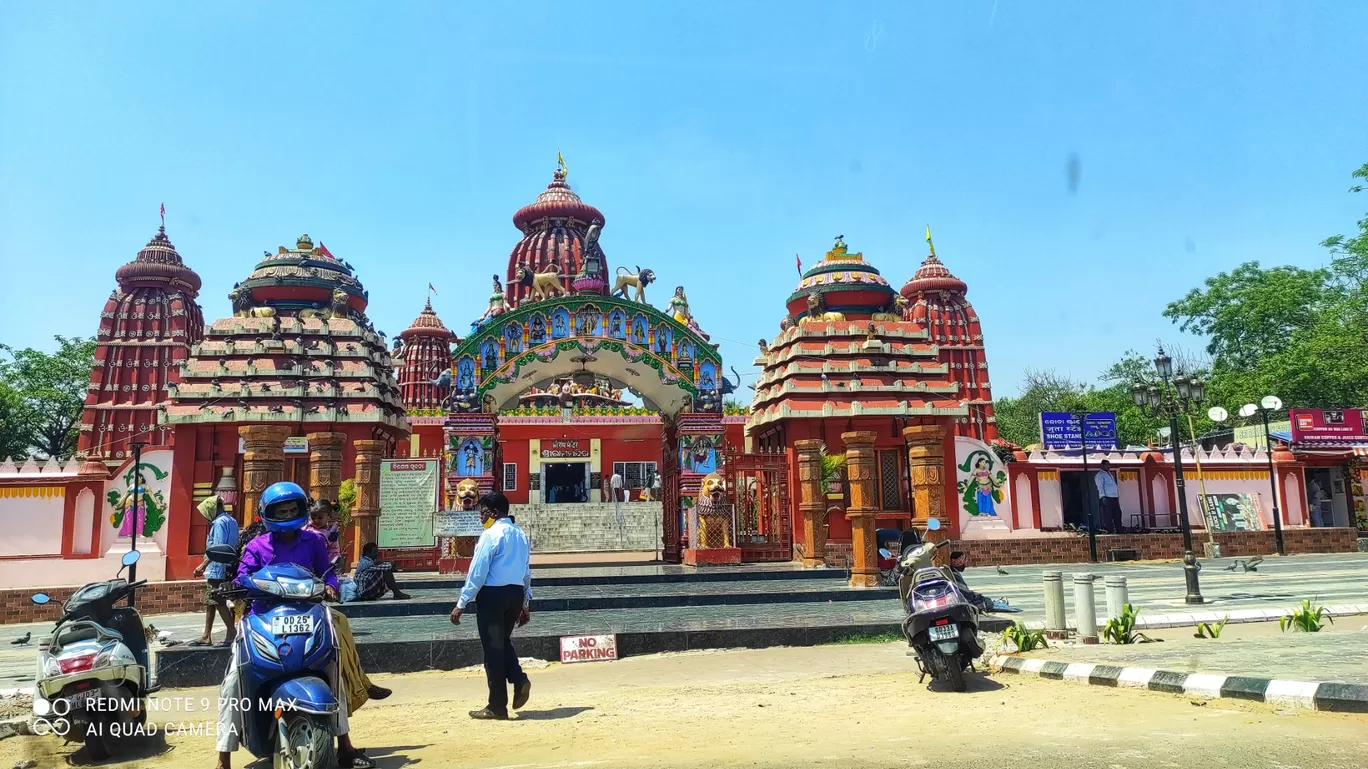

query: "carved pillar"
left=905, top=423, right=950, bottom=566
left=843, top=431, right=879, bottom=587
left=238, top=425, right=291, bottom=526
left=307, top=431, right=346, bottom=503
left=351, top=440, right=385, bottom=562
left=795, top=439, right=826, bottom=567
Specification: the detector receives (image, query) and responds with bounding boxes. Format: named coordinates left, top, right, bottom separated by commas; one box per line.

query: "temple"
left=0, top=159, right=1358, bottom=593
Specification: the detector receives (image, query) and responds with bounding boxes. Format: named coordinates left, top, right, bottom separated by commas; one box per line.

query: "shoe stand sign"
left=560, top=634, right=618, bottom=664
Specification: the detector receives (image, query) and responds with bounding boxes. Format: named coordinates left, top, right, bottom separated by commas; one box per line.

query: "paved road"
left=3, top=644, right=1365, bottom=768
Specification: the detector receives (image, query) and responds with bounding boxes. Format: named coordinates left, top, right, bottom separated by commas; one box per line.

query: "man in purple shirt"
left=214, top=482, right=377, bottom=769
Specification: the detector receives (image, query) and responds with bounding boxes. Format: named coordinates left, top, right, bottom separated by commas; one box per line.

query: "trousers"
left=475, top=584, right=529, bottom=715
left=1099, top=497, right=1123, bottom=532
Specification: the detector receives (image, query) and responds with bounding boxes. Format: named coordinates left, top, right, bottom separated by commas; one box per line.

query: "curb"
left=1016, top=604, right=1368, bottom=632
left=989, top=655, right=1368, bottom=713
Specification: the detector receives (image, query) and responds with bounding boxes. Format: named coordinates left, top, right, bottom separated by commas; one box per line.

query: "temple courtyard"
left=3, top=643, right=1366, bottom=769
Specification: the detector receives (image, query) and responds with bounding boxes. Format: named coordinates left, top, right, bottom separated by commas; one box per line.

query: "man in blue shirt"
left=191, top=495, right=238, bottom=646
left=450, top=492, right=532, bottom=720
left=1095, top=460, right=1122, bottom=533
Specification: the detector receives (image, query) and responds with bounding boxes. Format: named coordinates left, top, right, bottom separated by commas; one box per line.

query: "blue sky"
left=3, top=1, right=1366, bottom=397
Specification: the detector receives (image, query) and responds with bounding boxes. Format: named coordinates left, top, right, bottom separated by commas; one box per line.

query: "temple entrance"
left=543, top=462, right=589, bottom=504
left=724, top=445, right=792, bottom=562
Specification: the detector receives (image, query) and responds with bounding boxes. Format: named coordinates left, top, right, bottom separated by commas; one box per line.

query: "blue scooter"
left=206, top=544, right=341, bottom=769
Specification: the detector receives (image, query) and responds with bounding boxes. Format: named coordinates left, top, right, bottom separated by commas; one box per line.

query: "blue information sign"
left=1039, top=412, right=1118, bottom=451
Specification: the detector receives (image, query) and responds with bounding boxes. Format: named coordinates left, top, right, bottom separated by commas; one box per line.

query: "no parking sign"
left=560, top=634, right=618, bottom=664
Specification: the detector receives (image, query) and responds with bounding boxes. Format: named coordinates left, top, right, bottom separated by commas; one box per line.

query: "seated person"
left=947, top=551, right=994, bottom=611
left=342, top=542, right=412, bottom=602
left=214, top=482, right=384, bottom=769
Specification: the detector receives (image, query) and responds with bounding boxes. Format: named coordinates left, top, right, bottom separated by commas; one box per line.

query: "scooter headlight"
left=277, top=578, right=314, bottom=598
left=251, top=578, right=286, bottom=597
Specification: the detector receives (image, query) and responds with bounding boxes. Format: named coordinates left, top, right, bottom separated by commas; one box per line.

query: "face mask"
left=482, top=517, right=496, bottom=529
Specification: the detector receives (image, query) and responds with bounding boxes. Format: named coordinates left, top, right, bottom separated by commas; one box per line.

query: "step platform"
left=155, top=563, right=1011, bottom=687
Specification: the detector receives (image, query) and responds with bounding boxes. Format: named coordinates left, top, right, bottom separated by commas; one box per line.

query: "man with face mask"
left=449, top=492, right=533, bottom=720
left=191, top=494, right=238, bottom=646
left=947, top=551, right=995, bottom=611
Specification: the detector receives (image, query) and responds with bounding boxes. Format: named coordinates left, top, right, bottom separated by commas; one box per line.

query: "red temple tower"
left=899, top=236, right=997, bottom=442
left=79, top=225, right=205, bottom=466
left=396, top=298, right=457, bottom=412
left=503, top=161, right=608, bottom=306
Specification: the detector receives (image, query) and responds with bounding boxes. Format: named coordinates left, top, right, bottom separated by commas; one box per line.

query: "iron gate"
left=724, top=445, right=791, bottom=562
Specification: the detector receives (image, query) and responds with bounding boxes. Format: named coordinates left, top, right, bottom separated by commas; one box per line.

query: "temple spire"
left=925, top=224, right=936, bottom=258
left=557, top=150, right=568, bottom=179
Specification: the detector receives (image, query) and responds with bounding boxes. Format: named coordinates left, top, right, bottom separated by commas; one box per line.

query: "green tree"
left=0, top=381, right=32, bottom=461
left=0, top=336, right=96, bottom=459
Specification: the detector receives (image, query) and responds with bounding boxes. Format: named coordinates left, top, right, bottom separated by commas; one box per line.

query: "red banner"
left=1290, top=408, right=1367, bottom=442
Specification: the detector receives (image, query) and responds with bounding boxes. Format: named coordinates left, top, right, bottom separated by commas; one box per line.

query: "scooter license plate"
left=929, top=623, right=957, bottom=641
left=270, top=615, right=316, bottom=636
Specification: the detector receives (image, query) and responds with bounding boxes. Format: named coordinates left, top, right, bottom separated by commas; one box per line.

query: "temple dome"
left=511, top=167, right=605, bottom=231
left=399, top=298, right=457, bottom=342
left=114, top=226, right=203, bottom=295
left=784, top=237, right=897, bottom=321
left=237, top=234, right=368, bottom=315
left=504, top=165, right=610, bottom=306
left=900, top=253, right=968, bottom=298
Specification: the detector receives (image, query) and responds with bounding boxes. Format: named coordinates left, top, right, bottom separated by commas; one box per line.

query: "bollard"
left=1073, top=573, right=1099, bottom=644
left=1105, top=575, right=1129, bottom=620
left=1043, top=571, right=1067, bottom=639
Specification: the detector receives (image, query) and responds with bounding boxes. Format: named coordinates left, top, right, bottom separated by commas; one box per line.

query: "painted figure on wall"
left=106, top=463, right=169, bottom=538
left=529, top=315, right=547, bottom=345
left=505, top=323, right=523, bottom=355
left=608, top=310, right=626, bottom=339
left=457, top=359, right=475, bottom=390
left=482, top=342, right=498, bottom=371
left=957, top=450, right=1005, bottom=516
left=459, top=439, right=485, bottom=477
left=631, top=316, right=648, bottom=346
left=552, top=308, right=570, bottom=338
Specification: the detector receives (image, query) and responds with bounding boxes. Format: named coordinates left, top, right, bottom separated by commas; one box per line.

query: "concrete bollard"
left=1105, top=575, right=1129, bottom=620
left=1043, top=571, right=1067, bottom=639
left=1073, top=573, right=1099, bottom=644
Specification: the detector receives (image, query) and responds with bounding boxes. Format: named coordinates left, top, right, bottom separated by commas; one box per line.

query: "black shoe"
left=513, top=680, right=531, bottom=710
left=469, top=707, right=509, bottom=720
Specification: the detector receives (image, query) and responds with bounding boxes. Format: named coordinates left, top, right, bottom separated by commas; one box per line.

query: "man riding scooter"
left=214, top=482, right=377, bottom=769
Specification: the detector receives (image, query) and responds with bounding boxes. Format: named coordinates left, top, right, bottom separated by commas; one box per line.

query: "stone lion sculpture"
left=870, top=295, right=908, bottom=322
left=454, top=477, right=481, bottom=510
left=515, top=262, right=567, bottom=301
left=695, top=471, right=732, bottom=548
left=611, top=266, right=656, bottom=303
left=805, top=293, right=845, bottom=323
left=229, top=286, right=275, bottom=318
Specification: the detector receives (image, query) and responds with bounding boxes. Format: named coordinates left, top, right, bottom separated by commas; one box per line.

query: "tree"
left=0, top=336, right=96, bottom=459
left=992, top=369, right=1093, bottom=448
left=0, top=381, right=32, bottom=461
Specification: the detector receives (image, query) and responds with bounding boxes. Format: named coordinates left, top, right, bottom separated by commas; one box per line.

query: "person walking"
left=1095, top=460, right=1122, bottom=533
left=449, top=492, right=532, bottom=720
left=190, top=495, right=237, bottom=646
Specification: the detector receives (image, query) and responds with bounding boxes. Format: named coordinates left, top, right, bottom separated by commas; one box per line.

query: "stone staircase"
left=512, top=501, right=662, bottom=553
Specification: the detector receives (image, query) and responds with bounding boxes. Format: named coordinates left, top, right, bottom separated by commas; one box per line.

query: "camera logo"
left=31, top=697, right=72, bottom=737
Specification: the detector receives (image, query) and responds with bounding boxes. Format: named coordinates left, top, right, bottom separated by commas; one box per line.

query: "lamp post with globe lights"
left=1130, top=346, right=1205, bottom=604
left=1239, top=397, right=1286, bottom=555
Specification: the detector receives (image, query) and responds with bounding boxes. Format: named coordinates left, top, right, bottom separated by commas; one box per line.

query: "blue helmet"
left=260, top=481, right=309, bottom=533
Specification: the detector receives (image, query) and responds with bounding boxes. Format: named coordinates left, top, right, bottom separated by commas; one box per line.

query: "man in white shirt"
left=450, top=492, right=533, bottom=720
left=610, top=471, right=624, bottom=502
left=1095, top=460, right=1122, bottom=533
left=651, top=472, right=662, bottom=502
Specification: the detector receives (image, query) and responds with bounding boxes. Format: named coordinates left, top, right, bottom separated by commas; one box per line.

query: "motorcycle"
left=29, top=550, right=154, bottom=760
left=205, top=543, right=343, bottom=769
left=894, top=518, right=1012, bottom=692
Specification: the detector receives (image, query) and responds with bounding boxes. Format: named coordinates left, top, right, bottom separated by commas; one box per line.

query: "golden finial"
left=824, top=234, right=861, bottom=261
left=925, top=225, right=936, bottom=258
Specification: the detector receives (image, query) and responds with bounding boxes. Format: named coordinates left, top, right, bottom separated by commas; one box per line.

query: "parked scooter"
left=895, top=518, right=1011, bottom=692
left=29, top=550, right=154, bottom=760
left=205, top=543, right=343, bottom=769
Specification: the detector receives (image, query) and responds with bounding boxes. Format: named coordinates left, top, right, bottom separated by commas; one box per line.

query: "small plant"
left=1003, top=621, right=1048, bottom=652
left=336, top=479, right=357, bottom=530
left=1194, top=616, right=1229, bottom=639
left=1280, top=599, right=1333, bottom=633
left=1102, top=603, right=1152, bottom=644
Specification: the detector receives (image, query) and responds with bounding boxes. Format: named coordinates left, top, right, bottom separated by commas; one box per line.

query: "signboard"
left=378, top=459, right=438, bottom=548
left=1289, top=408, right=1367, bottom=442
left=559, top=634, right=618, bottom=664
left=433, top=509, right=484, bottom=537
left=541, top=439, right=591, bottom=459
left=1233, top=421, right=1291, bottom=450
left=1199, top=493, right=1265, bottom=532
left=1039, top=412, right=1118, bottom=451
left=283, top=437, right=309, bottom=454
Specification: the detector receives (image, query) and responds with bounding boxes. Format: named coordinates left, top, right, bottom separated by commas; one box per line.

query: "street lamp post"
left=1130, top=347, right=1205, bottom=605
left=1242, top=397, right=1286, bottom=556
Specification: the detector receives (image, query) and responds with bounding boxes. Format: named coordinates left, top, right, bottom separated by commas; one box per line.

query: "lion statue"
left=870, top=295, right=909, bottom=322
left=453, top=477, right=481, bottom=511
left=229, top=285, right=275, bottom=319
left=611, top=266, right=656, bottom=303
left=514, top=262, right=566, bottom=302
left=805, top=293, right=845, bottom=323
left=695, top=471, right=731, bottom=548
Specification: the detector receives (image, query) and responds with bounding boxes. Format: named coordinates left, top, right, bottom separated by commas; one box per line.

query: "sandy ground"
left=3, top=643, right=1367, bottom=769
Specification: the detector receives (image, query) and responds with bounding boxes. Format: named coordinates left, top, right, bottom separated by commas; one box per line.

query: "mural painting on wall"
left=955, top=437, right=1008, bottom=517
left=681, top=435, right=718, bottom=475
left=630, top=315, right=648, bottom=346
left=106, top=461, right=169, bottom=538
left=451, top=437, right=489, bottom=477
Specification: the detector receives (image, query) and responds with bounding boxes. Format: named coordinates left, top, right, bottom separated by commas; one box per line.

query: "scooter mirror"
left=121, top=550, right=142, bottom=567
left=926, top=517, right=941, bottom=531
left=878, top=548, right=891, bottom=560
left=205, top=544, right=238, bottom=564
left=30, top=593, right=50, bottom=605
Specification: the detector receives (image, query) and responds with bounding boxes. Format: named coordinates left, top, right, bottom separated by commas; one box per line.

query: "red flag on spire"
left=428, top=283, right=438, bottom=295
left=318, top=242, right=334, bottom=258
left=795, top=253, right=802, bottom=277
